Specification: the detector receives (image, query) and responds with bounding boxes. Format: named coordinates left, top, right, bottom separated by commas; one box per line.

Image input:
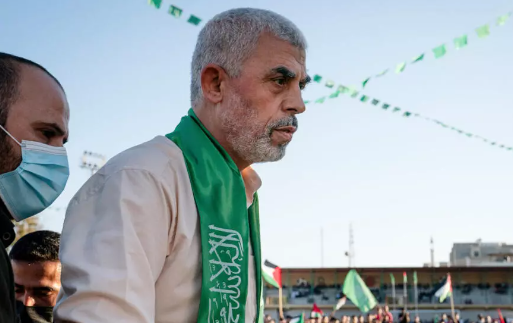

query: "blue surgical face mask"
left=0, top=124, right=69, bottom=221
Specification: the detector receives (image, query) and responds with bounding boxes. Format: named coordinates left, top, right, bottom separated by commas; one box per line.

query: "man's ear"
left=200, top=64, right=228, bottom=104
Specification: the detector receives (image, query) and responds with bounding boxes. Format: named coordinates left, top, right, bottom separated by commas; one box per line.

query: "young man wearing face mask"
left=9, top=230, right=61, bottom=323
left=0, top=53, right=70, bottom=323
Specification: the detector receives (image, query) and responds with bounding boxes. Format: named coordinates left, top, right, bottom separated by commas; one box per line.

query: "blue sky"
left=2, top=0, right=512, bottom=268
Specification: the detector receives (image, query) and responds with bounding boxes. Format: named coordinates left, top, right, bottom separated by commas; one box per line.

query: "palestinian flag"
left=434, top=274, right=452, bottom=302
left=290, top=313, right=305, bottom=323
left=263, top=260, right=282, bottom=288
left=311, top=303, right=323, bottom=318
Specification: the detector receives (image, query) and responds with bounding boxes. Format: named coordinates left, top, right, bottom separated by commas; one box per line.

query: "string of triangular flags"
left=147, top=0, right=202, bottom=26
left=306, top=86, right=513, bottom=152
left=312, top=11, right=512, bottom=91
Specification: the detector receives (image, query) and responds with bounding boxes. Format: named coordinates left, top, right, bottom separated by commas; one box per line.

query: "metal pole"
left=320, top=227, right=324, bottom=268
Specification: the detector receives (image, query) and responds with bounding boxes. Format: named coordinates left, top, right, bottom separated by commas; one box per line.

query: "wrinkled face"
left=0, top=64, right=69, bottom=175
left=12, top=260, right=61, bottom=307
left=219, top=33, right=308, bottom=164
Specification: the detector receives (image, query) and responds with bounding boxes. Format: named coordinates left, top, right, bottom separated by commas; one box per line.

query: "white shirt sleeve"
left=54, top=168, right=172, bottom=323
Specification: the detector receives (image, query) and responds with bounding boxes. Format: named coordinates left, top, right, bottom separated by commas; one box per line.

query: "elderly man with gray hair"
left=54, top=7, right=310, bottom=323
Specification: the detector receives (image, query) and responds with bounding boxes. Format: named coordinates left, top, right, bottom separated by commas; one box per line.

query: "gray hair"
left=190, top=8, right=307, bottom=106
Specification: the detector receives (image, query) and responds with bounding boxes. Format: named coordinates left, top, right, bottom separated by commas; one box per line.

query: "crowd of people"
left=264, top=307, right=505, bottom=323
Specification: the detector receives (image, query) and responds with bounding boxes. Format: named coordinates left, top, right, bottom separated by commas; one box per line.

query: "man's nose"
left=23, top=293, right=35, bottom=307
left=283, top=87, right=306, bottom=115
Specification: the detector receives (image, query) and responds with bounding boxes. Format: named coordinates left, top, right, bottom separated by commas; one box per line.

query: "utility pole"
left=430, top=236, right=435, bottom=267
left=320, top=227, right=324, bottom=268
left=345, top=223, right=355, bottom=267
left=80, top=150, right=107, bottom=177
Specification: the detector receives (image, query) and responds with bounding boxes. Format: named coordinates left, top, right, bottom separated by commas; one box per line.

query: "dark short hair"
left=0, top=53, right=63, bottom=127
left=9, top=230, right=61, bottom=262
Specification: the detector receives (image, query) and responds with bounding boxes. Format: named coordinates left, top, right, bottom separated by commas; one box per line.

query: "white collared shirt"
left=54, top=136, right=259, bottom=323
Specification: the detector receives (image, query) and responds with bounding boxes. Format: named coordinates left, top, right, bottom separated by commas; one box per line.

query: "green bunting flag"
left=454, top=35, right=468, bottom=49
left=306, top=85, right=513, bottom=152
left=412, top=53, right=425, bottom=63
left=188, top=15, right=202, bottom=26
left=395, top=62, right=407, bottom=73
left=148, top=0, right=162, bottom=9
left=314, top=11, right=510, bottom=91
left=497, top=14, right=510, bottom=26
left=376, top=69, right=389, bottom=77
left=433, top=44, right=447, bottom=59
left=325, top=80, right=335, bottom=88
left=168, top=5, right=182, bottom=18
left=146, top=2, right=202, bottom=26
left=476, top=24, right=490, bottom=38
left=313, top=75, right=323, bottom=83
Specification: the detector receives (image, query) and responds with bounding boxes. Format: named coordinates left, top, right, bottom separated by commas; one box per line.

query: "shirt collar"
left=241, top=166, right=262, bottom=208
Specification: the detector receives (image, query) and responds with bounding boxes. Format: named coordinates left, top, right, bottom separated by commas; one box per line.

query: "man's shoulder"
left=102, top=136, right=184, bottom=178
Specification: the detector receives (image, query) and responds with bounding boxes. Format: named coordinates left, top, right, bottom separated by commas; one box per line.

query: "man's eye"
left=274, top=78, right=286, bottom=86
left=42, top=130, right=56, bottom=138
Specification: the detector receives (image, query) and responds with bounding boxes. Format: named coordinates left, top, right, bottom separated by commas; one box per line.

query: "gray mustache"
left=269, top=116, right=298, bottom=131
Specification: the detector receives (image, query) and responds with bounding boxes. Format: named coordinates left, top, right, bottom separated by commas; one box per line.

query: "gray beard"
left=219, top=94, right=288, bottom=164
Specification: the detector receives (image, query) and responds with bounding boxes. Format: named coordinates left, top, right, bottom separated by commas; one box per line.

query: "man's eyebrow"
left=301, top=75, right=312, bottom=84
left=33, top=286, right=55, bottom=292
left=270, top=66, right=296, bottom=79
left=36, top=122, right=68, bottom=144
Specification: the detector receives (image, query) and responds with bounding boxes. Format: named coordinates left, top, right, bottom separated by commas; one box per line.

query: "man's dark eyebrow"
left=270, top=66, right=296, bottom=79
left=33, top=286, right=54, bottom=292
left=301, top=75, right=312, bottom=85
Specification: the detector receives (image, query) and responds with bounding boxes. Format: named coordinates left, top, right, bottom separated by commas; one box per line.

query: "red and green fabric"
left=262, top=260, right=282, bottom=288
left=311, top=303, right=323, bottom=318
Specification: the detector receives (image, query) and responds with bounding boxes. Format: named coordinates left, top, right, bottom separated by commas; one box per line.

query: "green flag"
left=454, top=35, right=468, bottom=49
left=188, top=15, right=202, bottom=26
left=382, top=103, right=390, bottom=110
left=432, top=44, right=447, bottom=59
left=371, top=99, right=380, bottom=106
left=390, top=273, right=395, bottom=285
left=404, top=112, right=412, bottom=117
left=325, top=80, right=335, bottom=88
left=476, top=25, right=490, bottom=38
left=412, top=53, right=425, bottom=63
left=497, top=14, right=510, bottom=26
left=376, top=69, right=389, bottom=77
left=315, top=97, right=326, bottom=104
left=148, top=0, right=162, bottom=9
left=342, top=269, right=378, bottom=313
left=329, top=91, right=340, bottom=99
left=337, top=85, right=349, bottom=94
left=395, top=62, right=406, bottom=73
left=360, top=95, right=370, bottom=103
left=168, top=5, right=183, bottom=18
left=413, top=271, right=418, bottom=284
left=393, top=107, right=401, bottom=113
left=362, top=77, right=371, bottom=88
left=313, top=75, right=322, bottom=83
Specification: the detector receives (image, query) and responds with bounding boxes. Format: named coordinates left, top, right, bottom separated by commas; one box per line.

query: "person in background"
left=442, top=314, right=449, bottom=323
left=384, top=305, right=394, bottom=322
left=341, top=315, right=349, bottom=323
left=352, top=315, right=359, bottom=323
left=0, top=53, right=70, bottom=323
left=359, top=315, right=366, bottom=323
left=9, top=230, right=61, bottom=323
left=413, top=316, right=421, bottom=323
left=55, top=7, right=308, bottom=323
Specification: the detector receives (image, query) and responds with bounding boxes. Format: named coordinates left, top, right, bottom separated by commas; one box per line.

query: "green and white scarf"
left=166, top=109, right=263, bottom=323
